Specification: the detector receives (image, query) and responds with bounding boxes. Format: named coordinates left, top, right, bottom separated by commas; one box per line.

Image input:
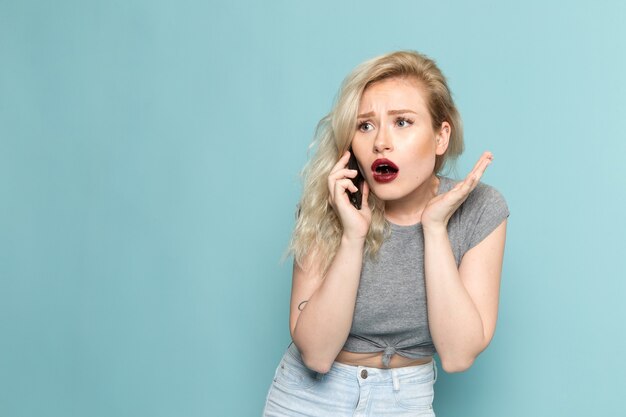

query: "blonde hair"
left=289, top=50, right=464, bottom=275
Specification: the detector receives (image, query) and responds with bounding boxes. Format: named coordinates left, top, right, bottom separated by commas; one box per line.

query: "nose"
left=373, top=126, right=393, bottom=153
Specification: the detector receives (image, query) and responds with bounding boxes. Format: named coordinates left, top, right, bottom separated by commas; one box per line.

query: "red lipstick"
left=371, top=159, right=399, bottom=183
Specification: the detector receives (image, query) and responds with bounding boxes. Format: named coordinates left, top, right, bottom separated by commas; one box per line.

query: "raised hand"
left=327, top=151, right=372, bottom=240
left=421, top=151, right=493, bottom=230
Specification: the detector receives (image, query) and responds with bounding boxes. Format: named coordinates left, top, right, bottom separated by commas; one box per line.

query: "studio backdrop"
left=1, top=1, right=625, bottom=416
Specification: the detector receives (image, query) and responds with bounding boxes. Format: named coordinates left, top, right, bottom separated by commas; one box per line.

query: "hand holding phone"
left=346, top=148, right=364, bottom=210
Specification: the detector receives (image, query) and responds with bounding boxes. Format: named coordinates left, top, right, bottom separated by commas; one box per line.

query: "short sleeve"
left=462, top=182, right=510, bottom=252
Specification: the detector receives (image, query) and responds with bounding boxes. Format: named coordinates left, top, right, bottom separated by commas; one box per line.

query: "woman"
left=263, top=50, right=509, bottom=416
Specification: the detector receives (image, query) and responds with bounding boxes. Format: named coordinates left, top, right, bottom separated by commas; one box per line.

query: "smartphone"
left=346, top=148, right=364, bottom=210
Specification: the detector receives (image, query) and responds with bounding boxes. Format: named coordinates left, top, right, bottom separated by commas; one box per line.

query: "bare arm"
left=289, top=236, right=365, bottom=374
left=289, top=151, right=372, bottom=374
left=421, top=152, right=507, bottom=372
left=423, top=220, right=507, bottom=372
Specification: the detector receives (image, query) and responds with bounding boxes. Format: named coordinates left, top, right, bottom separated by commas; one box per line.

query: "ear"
left=435, top=122, right=451, bottom=155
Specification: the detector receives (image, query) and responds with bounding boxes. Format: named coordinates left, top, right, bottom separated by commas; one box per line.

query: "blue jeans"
left=263, top=343, right=437, bottom=416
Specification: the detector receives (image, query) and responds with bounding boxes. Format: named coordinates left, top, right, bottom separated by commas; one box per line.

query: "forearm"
left=423, top=226, right=486, bottom=372
left=292, top=236, right=364, bottom=372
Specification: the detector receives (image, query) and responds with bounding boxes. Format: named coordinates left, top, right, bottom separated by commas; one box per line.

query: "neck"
left=384, top=174, right=440, bottom=226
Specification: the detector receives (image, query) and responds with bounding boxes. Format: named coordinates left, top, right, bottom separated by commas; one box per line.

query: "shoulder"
left=440, top=176, right=510, bottom=252
left=464, top=181, right=508, bottom=214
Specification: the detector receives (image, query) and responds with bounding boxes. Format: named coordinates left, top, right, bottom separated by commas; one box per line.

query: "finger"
left=329, top=180, right=358, bottom=206
left=334, top=178, right=358, bottom=194
left=463, top=152, right=493, bottom=190
left=328, top=169, right=359, bottom=196
left=328, top=168, right=359, bottom=181
left=477, top=152, right=493, bottom=174
left=329, top=151, right=352, bottom=174
left=469, top=151, right=493, bottom=179
left=459, top=173, right=479, bottom=195
left=449, top=174, right=478, bottom=201
left=445, top=180, right=473, bottom=208
left=329, top=186, right=356, bottom=208
left=472, top=155, right=492, bottom=186
left=450, top=180, right=466, bottom=194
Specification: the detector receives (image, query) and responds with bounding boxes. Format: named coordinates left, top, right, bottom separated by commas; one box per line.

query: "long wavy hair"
left=289, top=50, right=464, bottom=275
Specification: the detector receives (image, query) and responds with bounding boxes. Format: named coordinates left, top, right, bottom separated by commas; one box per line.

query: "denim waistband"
left=286, top=342, right=437, bottom=384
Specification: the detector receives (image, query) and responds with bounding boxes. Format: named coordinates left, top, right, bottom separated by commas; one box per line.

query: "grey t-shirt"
left=342, top=176, right=510, bottom=367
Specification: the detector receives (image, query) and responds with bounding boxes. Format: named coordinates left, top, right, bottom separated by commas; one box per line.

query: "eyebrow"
left=357, top=109, right=418, bottom=119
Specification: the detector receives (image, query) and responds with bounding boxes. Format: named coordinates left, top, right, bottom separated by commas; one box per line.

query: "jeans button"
left=360, top=369, right=368, bottom=379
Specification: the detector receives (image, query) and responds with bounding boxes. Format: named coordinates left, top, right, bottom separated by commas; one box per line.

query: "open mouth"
left=371, top=159, right=399, bottom=183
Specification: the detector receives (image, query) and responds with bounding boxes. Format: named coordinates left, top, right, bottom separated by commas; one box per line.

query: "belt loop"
left=391, top=368, right=400, bottom=391
left=433, top=358, right=438, bottom=383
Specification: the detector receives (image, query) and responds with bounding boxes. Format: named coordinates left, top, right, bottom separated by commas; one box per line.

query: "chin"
left=369, top=176, right=434, bottom=203
left=369, top=186, right=406, bottom=202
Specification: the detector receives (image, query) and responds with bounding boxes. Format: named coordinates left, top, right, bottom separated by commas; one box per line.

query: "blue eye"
left=358, top=121, right=373, bottom=132
left=396, top=117, right=413, bottom=127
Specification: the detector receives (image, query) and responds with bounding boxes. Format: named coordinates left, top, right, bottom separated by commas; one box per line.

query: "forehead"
left=358, top=77, right=429, bottom=111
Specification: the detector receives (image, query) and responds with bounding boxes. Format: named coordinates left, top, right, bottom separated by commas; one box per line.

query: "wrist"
left=421, top=222, right=448, bottom=236
left=341, top=233, right=366, bottom=247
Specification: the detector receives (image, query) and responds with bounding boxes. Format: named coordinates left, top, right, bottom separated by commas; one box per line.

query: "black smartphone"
left=346, top=148, right=364, bottom=210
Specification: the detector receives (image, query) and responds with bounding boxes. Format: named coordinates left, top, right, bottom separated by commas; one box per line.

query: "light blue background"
left=2, top=1, right=625, bottom=416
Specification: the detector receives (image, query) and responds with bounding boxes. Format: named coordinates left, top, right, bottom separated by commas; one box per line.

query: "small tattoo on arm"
left=298, top=300, right=309, bottom=311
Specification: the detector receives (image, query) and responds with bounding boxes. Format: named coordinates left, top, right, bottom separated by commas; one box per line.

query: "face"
left=351, top=77, right=449, bottom=204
